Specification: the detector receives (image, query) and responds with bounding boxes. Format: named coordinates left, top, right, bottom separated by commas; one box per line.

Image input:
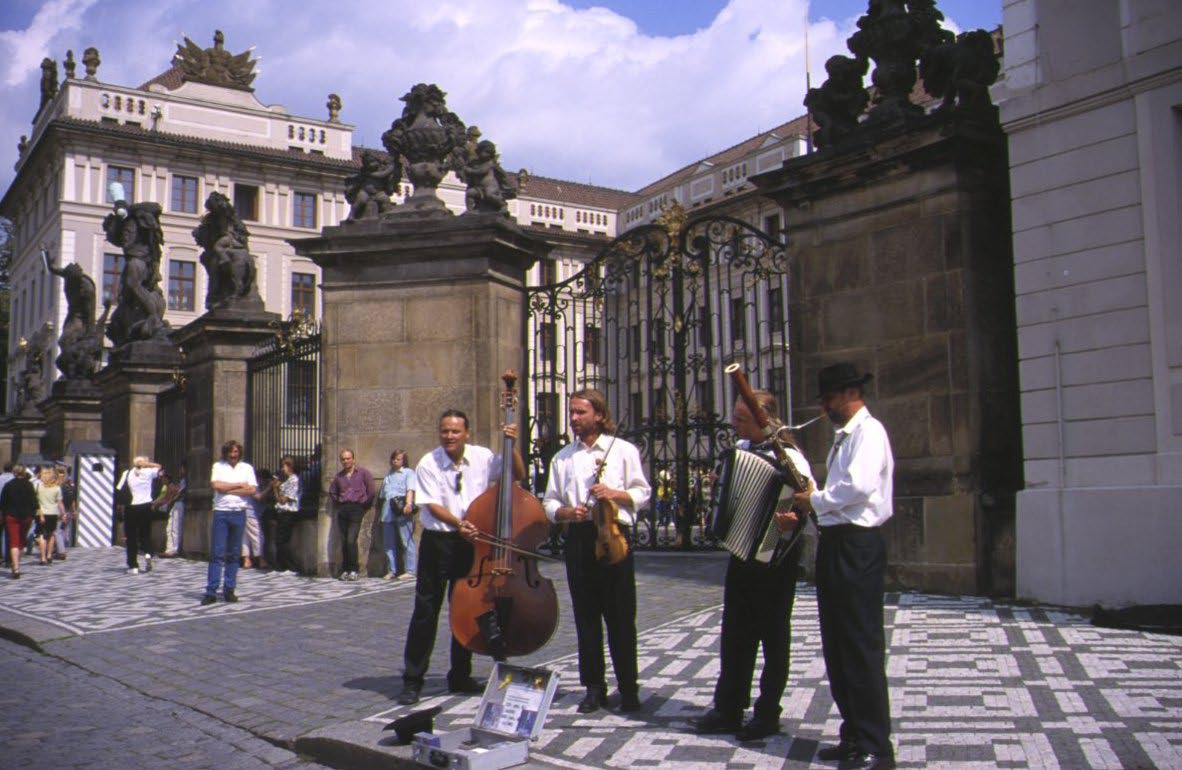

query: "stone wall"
left=754, top=117, right=1022, bottom=595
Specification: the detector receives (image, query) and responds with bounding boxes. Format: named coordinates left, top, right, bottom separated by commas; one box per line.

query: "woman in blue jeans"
left=202, top=439, right=257, bottom=605
left=379, top=450, right=417, bottom=580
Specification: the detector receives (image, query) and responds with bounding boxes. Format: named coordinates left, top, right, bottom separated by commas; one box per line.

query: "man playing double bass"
left=542, top=389, right=651, bottom=714
left=398, top=409, right=525, bottom=707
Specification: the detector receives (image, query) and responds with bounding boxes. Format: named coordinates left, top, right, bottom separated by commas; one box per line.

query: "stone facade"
left=999, top=0, right=1182, bottom=606
left=754, top=116, right=1021, bottom=596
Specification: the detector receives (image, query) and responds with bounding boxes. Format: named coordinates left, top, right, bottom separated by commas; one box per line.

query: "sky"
left=0, top=0, right=1001, bottom=198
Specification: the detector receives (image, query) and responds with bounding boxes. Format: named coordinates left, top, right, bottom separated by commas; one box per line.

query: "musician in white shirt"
left=691, top=389, right=813, bottom=742
left=793, top=363, right=895, bottom=770
left=543, top=389, right=650, bottom=715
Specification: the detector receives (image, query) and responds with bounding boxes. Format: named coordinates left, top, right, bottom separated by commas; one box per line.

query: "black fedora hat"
left=383, top=706, right=442, bottom=745
left=815, top=362, right=873, bottom=398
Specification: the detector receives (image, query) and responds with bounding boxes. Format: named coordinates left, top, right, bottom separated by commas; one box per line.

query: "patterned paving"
left=368, top=592, right=1182, bottom=769
left=0, top=547, right=408, bottom=636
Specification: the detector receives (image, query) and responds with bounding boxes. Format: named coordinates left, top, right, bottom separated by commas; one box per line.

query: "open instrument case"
left=412, top=663, right=559, bottom=770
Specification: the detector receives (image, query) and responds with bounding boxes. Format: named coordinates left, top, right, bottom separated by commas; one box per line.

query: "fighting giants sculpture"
left=102, top=183, right=170, bottom=348
left=193, top=191, right=258, bottom=309
left=43, top=247, right=109, bottom=380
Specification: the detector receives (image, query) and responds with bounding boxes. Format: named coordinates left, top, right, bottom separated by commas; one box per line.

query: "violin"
left=449, top=371, right=559, bottom=660
left=588, top=449, right=629, bottom=565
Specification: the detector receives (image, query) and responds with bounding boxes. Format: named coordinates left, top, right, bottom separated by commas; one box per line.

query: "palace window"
left=730, top=296, right=746, bottom=345
left=171, top=175, right=199, bottom=214
left=234, top=183, right=259, bottom=222
left=584, top=323, right=601, bottom=367
left=767, top=284, right=784, bottom=333
left=168, top=260, right=196, bottom=311
left=291, top=272, right=316, bottom=318
left=105, top=165, right=135, bottom=202
left=103, top=253, right=121, bottom=305
left=293, top=191, right=317, bottom=229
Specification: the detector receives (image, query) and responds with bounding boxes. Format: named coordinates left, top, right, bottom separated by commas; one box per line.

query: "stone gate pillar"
left=172, top=308, right=279, bottom=557
left=292, top=211, right=549, bottom=577
left=95, top=342, right=182, bottom=470
left=753, top=118, right=1022, bottom=595
left=39, top=381, right=103, bottom=460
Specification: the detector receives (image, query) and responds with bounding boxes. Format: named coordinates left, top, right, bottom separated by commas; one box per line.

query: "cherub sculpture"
left=458, top=140, right=517, bottom=215
left=344, top=150, right=398, bottom=220
left=192, top=191, right=257, bottom=309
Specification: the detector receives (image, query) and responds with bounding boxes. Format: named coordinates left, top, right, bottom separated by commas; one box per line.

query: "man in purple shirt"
left=328, top=448, right=374, bottom=581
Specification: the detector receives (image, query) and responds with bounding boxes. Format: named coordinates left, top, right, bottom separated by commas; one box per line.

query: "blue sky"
left=0, top=1, right=1003, bottom=195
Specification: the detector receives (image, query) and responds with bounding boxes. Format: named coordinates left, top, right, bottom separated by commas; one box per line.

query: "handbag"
left=114, top=470, right=132, bottom=507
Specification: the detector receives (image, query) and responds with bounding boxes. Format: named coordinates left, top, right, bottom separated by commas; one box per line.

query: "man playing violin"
left=542, top=389, right=651, bottom=714
left=398, top=409, right=525, bottom=706
left=690, top=389, right=814, bottom=741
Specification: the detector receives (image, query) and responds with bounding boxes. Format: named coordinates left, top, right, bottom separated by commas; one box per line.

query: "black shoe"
left=736, top=715, right=782, bottom=742
left=223, top=590, right=238, bottom=603
left=398, top=685, right=421, bottom=706
left=200, top=594, right=217, bottom=606
left=689, top=708, right=742, bottom=735
left=617, top=692, right=642, bottom=713
left=838, top=753, right=896, bottom=770
left=819, top=741, right=862, bottom=761
left=576, top=687, right=607, bottom=714
left=447, top=677, right=484, bottom=695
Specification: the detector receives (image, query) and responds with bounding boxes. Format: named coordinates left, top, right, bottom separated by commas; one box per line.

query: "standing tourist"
left=119, top=456, right=161, bottom=574
left=271, top=456, right=301, bottom=574
left=35, top=467, right=66, bottom=567
left=542, top=389, right=651, bottom=714
left=53, top=466, right=76, bottom=560
left=328, top=449, right=374, bottom=581
left=0, top=464, right=13, bottom=563
left=243, top=468, right=271, bottom=570
left=398, top=411, right=525, bottom=706
left=690, top=389, right=813, bottom=741
left=793, top=363, right=895, bottom=770
left=379, top=450, right=417, bottom=581
left=1, top=466, right=37, bottom=579
left=159, top=463, right=187, bottom=558
left=202, top=440, right=257, bottom=605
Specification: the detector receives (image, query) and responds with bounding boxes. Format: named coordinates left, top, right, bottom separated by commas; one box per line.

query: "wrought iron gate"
left=245, top=330, right=321, bottom=476
left=154, top=383, right=188, bottom=475
left=525, top=210, right=792, bottom=550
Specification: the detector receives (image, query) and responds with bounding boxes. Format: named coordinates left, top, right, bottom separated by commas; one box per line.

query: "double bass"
left=450, top=371, right=560, bottom=660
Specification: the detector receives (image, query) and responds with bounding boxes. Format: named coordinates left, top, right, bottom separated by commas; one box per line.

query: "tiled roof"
left=632, top=114, right=812, bottom=199
left=517, top=174, right=639, bottom=210
left=139, top=65, right=185, bottom=91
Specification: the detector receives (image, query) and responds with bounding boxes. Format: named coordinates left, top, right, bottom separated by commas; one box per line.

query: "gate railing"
left=525, top=210, right=792, bottom=552
left=245, top=330, right=321, bottom=500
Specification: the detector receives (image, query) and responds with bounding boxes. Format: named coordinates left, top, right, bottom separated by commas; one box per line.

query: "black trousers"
left=714, top=545, right=801, bottom=720
left=124, top=503, right=154, bottom=567
left=402, top=530, right=474, bottom=687
left=816, top=524, right=892, bottom=756
left=564, top=522, right=639, bottom=695
left=335, top=503, right=364, bottom=573
left=274, top=510, right=297, bottom=572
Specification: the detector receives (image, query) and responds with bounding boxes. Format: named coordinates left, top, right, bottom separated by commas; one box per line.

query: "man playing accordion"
left=690, top=388, right=814, bottom=742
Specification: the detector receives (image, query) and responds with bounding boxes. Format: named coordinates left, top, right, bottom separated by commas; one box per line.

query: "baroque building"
left=0, top=33, right=637, bottom=412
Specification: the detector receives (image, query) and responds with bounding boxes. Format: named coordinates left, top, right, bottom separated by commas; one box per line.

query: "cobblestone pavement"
left=1, top=547, right=1181, bottom=769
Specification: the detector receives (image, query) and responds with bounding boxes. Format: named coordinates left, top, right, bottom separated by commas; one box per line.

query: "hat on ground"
left=383, top=706, right=441, bottom=745
left=815, top=362, right=873, bottom=398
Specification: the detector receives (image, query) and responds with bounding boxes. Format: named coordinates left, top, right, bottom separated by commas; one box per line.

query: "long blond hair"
left=40, top=467, right=60, bottom=487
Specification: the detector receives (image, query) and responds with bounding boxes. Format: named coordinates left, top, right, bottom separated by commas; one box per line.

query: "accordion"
left=710, top=447, right=799, bottom=566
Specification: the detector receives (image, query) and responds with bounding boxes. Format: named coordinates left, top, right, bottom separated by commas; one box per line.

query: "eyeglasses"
left=454, top=471, right=463, bottom=494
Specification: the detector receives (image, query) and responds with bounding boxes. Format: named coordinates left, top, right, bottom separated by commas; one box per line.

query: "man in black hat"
left=793, top=362, right=895, bottom=770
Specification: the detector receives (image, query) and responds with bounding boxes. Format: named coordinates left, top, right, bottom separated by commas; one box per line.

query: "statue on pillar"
left=64, top=50, right=76, bottom=79
left=43, top=248, right=108, bottom=380
left=380, top=83, right=468, bottom=215
left=344, top=150, right=398, bottom=220
left=919, top=29, right=1001, bottom=117
left=327, top=93, right=342, bottom=122
left=457, top=138, right=517, bottom=215
left=804, top=55, right=870, bottom=149
left=37, top=57, right=58, bottom=117
left=16, top=346, right=47, bottom=415
left=192, top=191, right=258, bottom=309
left=102, top=183, right=170, bottom=347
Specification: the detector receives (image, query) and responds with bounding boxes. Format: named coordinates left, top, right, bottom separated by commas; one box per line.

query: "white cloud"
left=0, top=0, right=860, bottom=196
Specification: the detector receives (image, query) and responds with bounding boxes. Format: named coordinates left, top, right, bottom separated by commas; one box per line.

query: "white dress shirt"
left=414, top=444, right=502, bottom=532
left=211, top=460, right=257, bottom=511
left=809, top=406, right=894, bottom=528
left=542, top=433, right=652, bottom=526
